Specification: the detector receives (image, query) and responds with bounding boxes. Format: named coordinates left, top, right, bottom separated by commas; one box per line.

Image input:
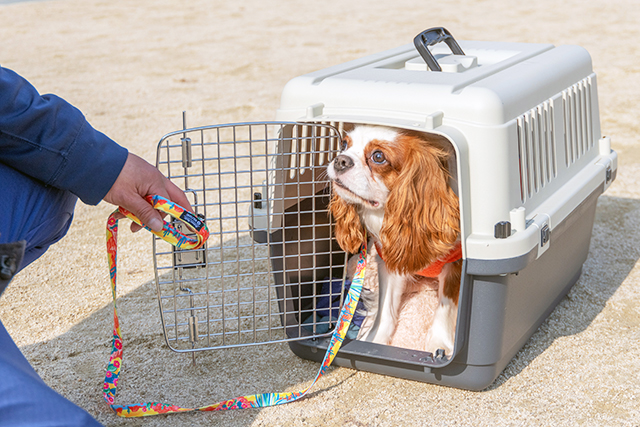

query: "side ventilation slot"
left=287, top=122, right=344, bottom=179
left=517, top=99, right=557, bottom=202
left=562, top=77, right=594, bottom=166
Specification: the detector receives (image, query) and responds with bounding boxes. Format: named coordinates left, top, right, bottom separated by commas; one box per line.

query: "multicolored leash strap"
left=104, top=194, right=367, bottom=417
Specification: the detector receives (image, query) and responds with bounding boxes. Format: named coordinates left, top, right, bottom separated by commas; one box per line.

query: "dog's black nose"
left=333, top=154, right=354, bottom=173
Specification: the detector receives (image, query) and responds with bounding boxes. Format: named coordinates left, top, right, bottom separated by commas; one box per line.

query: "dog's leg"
left=425, top=259, right=462, bottom=357
left=358, top=258, right=388, bottom=342
left=374, top=271, right=405, bottom=345
left=359, top=261, right=405, bottom=345
left=424, top=296, right=457, bottom=357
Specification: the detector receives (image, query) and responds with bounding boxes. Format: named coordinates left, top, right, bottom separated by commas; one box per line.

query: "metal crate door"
left=152, top=122, right=348, bottom=353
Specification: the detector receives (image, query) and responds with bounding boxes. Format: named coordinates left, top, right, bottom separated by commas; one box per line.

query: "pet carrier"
left=152, top=28, right=617, bottom=390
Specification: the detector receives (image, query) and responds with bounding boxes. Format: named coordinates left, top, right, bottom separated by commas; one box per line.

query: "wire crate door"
left=152, top=122, right=349, bottom=352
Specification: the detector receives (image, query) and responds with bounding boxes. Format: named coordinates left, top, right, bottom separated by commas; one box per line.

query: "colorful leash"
left=104, top=194, right=367, bottom=417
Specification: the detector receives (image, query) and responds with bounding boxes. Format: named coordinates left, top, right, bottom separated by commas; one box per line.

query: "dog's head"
left=327, top=125, right=460, bottom=274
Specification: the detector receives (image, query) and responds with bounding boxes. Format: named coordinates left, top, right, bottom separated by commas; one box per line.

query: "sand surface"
left=1, top=0, right=639, bottom=425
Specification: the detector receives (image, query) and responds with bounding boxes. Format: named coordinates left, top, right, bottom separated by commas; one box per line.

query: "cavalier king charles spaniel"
left=327, top=125, right=462, bottom=358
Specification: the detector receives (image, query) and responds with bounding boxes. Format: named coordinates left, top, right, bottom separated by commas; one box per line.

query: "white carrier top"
left=276, top=34, right=617, bottom=273
left=277, top=40, right=593, bottom=128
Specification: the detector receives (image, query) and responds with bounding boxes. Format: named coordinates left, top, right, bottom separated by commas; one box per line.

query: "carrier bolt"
left=494, top=221, right=512, bottom=239
left=435, top=349, right=446, bottom=360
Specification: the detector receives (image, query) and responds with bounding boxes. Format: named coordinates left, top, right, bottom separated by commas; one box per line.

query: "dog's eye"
left=371, top=150, right=386, bottom=164
left=339, top=138, right=348, bottom=152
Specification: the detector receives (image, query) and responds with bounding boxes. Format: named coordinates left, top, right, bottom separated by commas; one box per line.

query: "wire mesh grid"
left=152, top=121, right=349, bottom=352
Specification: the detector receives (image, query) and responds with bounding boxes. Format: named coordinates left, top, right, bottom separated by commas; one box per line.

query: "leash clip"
left=117, top=195, right=209, bottom=250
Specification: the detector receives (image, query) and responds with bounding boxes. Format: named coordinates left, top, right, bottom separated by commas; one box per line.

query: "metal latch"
left=172, top=218, right=207, bottom=267
left=540, top=224, right=550, bottom=247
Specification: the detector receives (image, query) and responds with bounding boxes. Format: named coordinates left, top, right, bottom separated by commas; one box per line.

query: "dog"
left=327, top=125, right=462, bottom=358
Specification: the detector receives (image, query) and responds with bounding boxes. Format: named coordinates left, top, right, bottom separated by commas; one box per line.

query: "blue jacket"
left=0, top=65, right=128, bottom=205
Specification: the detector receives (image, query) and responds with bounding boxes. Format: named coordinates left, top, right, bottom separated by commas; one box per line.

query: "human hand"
left=104, top=153, right=193, bottom=232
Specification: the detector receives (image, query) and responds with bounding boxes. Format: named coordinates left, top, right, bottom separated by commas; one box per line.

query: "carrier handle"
left=413, top=27, right=465, bottom=72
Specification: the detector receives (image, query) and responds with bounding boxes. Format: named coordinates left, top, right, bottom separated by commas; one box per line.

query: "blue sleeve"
left=0, top=65, right=128, bottom=205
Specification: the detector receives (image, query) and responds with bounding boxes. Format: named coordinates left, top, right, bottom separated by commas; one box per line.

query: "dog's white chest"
left=362, top=208, right=385, bottom=238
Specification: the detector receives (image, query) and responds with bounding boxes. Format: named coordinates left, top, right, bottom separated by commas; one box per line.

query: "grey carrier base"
left=287, top=187, right=602, bottom=391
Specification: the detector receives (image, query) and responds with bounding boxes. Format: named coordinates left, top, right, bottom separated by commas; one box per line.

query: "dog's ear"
left=329, top=192, right=366, bottom=254
left=379, top=135, right=460, bottom=274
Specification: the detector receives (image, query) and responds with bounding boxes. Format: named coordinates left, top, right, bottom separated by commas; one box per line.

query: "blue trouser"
left=0, top=163, right=102, bottom=426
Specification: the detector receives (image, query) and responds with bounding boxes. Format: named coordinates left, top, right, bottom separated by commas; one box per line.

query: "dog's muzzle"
left=333, top=154, right=354, bottom=174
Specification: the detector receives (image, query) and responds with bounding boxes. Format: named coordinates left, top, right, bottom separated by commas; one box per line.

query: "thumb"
left=127, top=195, right=164, bottom=232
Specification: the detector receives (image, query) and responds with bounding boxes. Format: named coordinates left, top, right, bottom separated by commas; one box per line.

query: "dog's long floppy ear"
left=379, top=134, right=460, bottom=275
left=329, top=192, right=366, bottom=254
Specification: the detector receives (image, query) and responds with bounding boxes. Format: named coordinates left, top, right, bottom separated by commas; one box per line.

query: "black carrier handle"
left=413, top=27, right=465, bottom=72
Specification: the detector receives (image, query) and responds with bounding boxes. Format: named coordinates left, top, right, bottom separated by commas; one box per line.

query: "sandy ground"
left=1, top=0, right=640, bottom=425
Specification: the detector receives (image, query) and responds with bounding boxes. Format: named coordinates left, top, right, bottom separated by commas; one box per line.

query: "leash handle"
left=117, top=194, right=209, bottom=249
left=104, top=195, right=367, bottom=417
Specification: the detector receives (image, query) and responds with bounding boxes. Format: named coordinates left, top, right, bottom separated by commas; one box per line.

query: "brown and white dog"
left=327, top=125, right=462, bottom=357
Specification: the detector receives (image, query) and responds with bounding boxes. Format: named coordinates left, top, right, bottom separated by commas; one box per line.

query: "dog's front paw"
left=424, top=327, right=454, bottom=359
left=424, top=302, right=456, bottom=358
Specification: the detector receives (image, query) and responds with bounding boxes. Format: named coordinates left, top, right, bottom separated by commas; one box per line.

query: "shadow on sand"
left=19, top=245, right=335, bottom=426
left=18, top=195, right=640, bottom=425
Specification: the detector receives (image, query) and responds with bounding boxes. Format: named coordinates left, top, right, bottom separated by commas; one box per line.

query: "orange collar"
left=374, top=240, right=462, bottom=278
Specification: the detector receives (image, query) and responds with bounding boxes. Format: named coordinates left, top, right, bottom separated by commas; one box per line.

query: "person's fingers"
left=164, top=178, right=193, bottom=212
left=109, top=200, right=153, bottom=233
left=123, top=193, right=164, bottom=232
left=112, top=211, right=126, bottom=220
left=129, top=222, right=144, bottom=233
left=104, top=152, right=195, bottom=233
left=129, top=212, right=172, bottom=233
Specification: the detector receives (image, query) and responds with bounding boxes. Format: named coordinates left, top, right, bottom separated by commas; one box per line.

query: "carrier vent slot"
left=562, top=77, right=594, bottom=166
left=316, top=121, right=345, bottom=163
left=517, top=99, right=557, bottom=202
left=287, top=122, right=344, bottom=180
left=312, top=121, right=346, bottom=153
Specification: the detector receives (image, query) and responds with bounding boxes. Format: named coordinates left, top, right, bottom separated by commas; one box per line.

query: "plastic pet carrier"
left=152, top=28, right=617, bottom=390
